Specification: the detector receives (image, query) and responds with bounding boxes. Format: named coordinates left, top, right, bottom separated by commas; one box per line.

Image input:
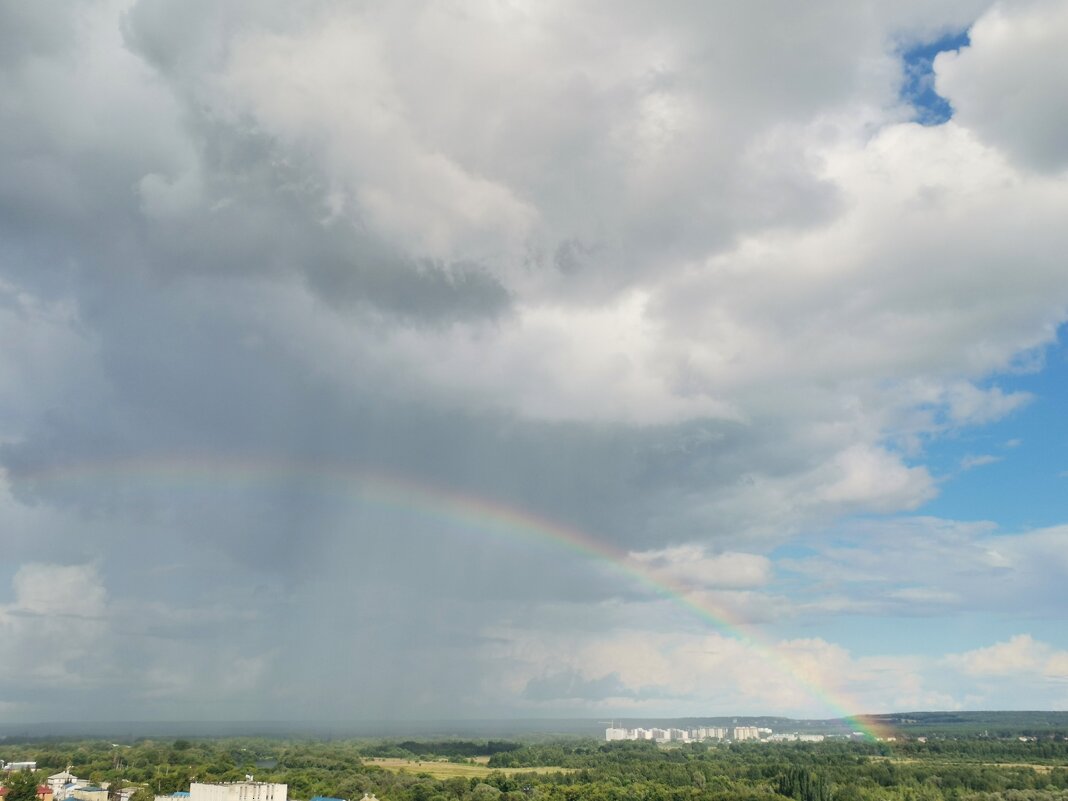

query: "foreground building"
left=71, top=786, right=107, bottom=801
left=188, top=781, right=287, bottom=801
left=47, top=771, right=81, bottom=799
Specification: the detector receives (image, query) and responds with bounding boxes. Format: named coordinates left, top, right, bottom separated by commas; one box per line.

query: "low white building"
left=189, top=781, right=286, bottom=801
left=48, top=771, right=79, bottom=797
left=48, top=770, right=88, bottom=801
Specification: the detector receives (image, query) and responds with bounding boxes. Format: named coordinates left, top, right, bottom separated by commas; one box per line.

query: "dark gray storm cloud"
left=522, top=670, right=643, bottom=702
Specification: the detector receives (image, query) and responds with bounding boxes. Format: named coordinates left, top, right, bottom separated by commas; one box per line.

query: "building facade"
left=189, top=781, right=287, bottom=801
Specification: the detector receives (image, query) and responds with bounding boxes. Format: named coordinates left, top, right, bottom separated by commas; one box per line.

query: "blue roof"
left=310, top=796, right=346, bottom=801
left=172, top=794, right=190, bottom=798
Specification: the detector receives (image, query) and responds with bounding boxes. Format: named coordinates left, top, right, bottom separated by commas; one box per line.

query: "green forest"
left=3, top=726, right=1067, bottom=801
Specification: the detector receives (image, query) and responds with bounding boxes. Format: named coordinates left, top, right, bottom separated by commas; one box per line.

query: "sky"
left=1, top=0, right=1068, bottom=725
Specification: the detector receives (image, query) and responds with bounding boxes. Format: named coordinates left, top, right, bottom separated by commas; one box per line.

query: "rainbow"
left=8, top=453, right=893, bottom=739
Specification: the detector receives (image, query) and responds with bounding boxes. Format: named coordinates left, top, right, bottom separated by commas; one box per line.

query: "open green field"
left=878, top=757, right=1057, bottom=773
left=364, top=757, right=573, bottom=778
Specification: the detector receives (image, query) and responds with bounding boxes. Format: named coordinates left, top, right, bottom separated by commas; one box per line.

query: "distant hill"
left=861, top=710, right=1068, bottom=736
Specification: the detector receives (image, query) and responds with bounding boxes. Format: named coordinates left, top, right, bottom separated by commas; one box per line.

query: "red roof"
left=0, top=788, right=52, bottom=797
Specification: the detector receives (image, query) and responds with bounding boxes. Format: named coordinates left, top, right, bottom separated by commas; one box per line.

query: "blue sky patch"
left=900, top=30, right=971, bottom=125
left=918, top=331, right=1068, bottom=530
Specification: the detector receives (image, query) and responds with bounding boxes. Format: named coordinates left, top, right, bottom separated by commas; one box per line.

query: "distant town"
left=605, top=725, right=832, bottom=743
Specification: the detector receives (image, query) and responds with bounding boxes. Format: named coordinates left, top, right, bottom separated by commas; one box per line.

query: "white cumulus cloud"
left=936, top=0, right=1068, bottom=171
left=946, top=634, right=1068, bottom=680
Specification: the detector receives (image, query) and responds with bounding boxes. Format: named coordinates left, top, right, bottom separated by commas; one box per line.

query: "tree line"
left=3, top=734, right=1068, bottom=801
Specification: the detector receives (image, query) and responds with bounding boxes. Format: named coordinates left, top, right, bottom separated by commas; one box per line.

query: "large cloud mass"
left=1, top=0, right=1067, bottom=721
